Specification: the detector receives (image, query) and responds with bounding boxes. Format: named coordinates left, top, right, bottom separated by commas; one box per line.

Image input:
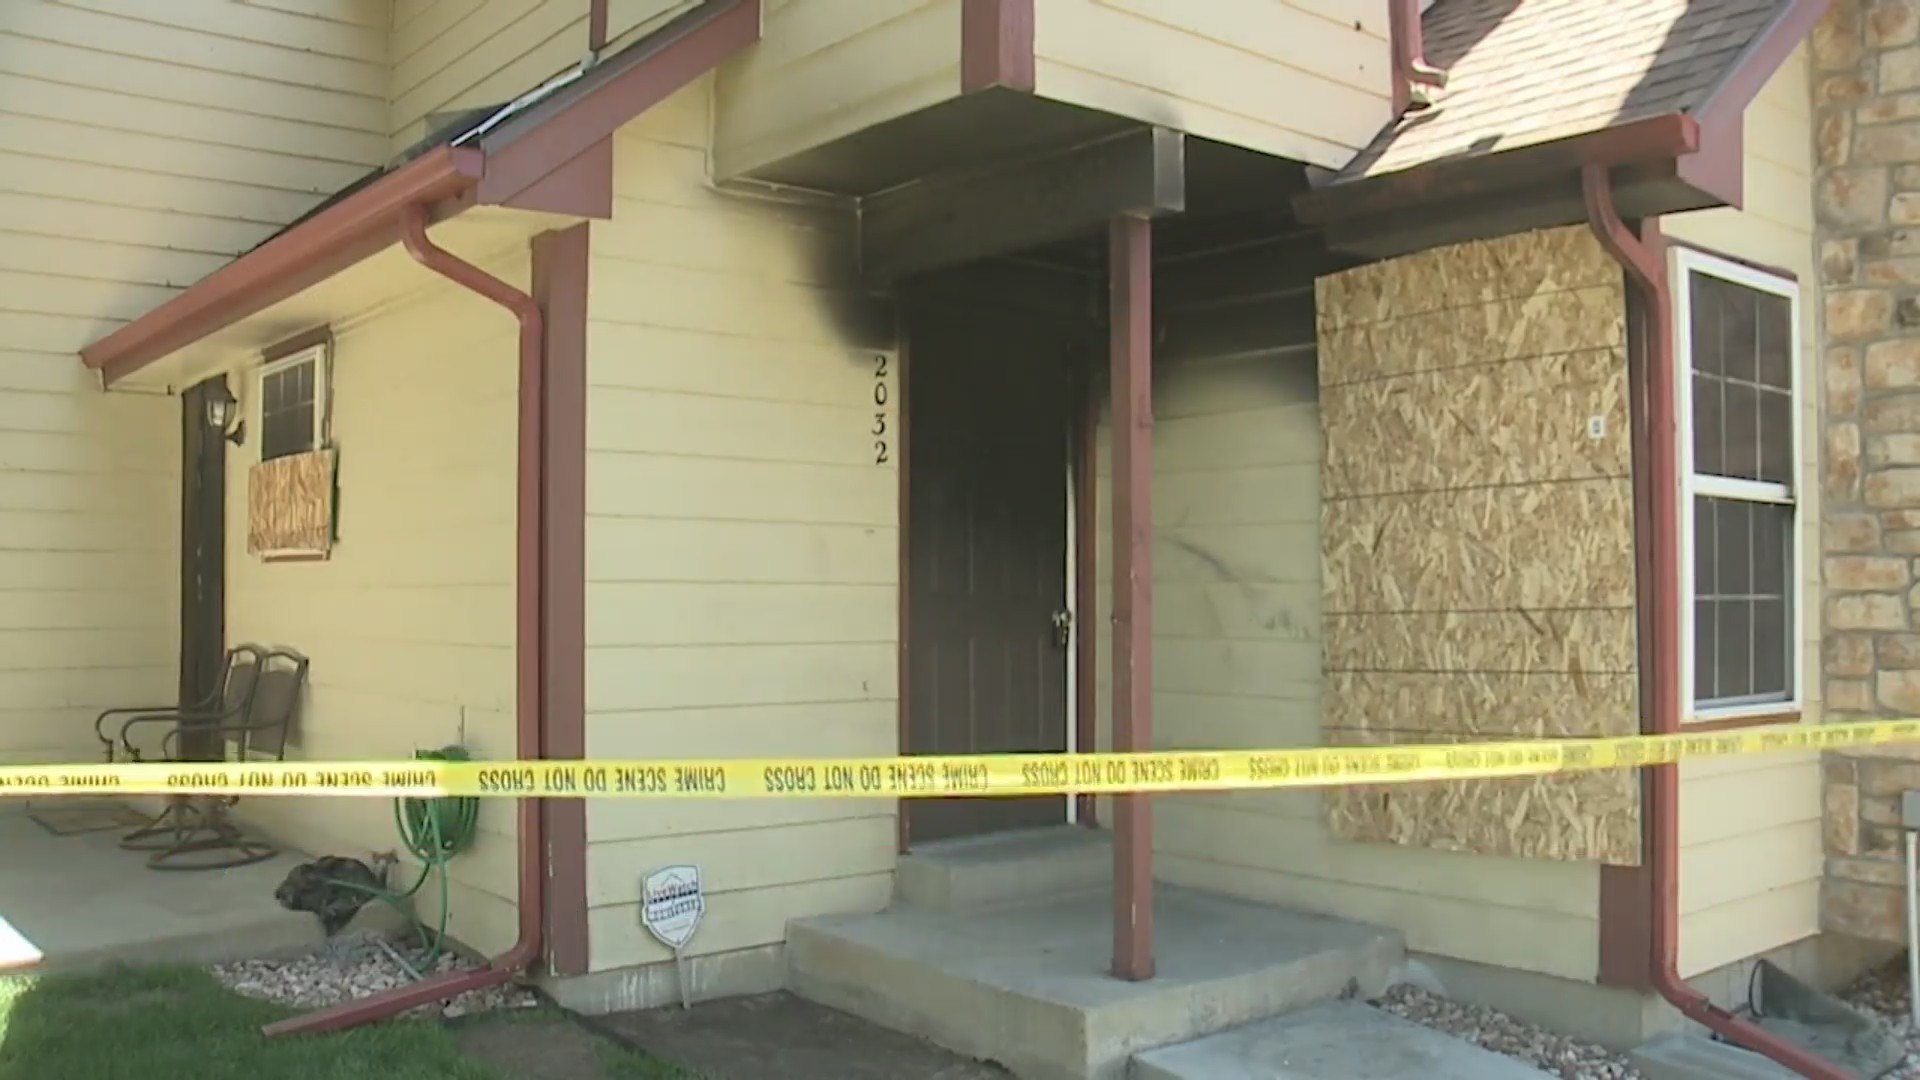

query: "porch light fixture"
left=206, top=379, right=245, bottom=446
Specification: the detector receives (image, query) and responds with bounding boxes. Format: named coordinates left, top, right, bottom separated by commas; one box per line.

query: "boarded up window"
left=247, top=447, right=335, bottom=561
left=1315, top=225, right=1640, bottom=865
left=1678, top=252, right=1801, bottom=716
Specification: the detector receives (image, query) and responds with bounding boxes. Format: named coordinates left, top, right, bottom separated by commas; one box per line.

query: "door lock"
left=1052, top=608, right=1073, bottom=648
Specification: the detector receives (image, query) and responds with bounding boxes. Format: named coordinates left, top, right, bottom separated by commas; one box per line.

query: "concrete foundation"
left=1132, top=1001, right=1554, bottom=1080
left=540, top=942, right=789, bottom=1014
left=788, top=883, right=1403, bottom=1080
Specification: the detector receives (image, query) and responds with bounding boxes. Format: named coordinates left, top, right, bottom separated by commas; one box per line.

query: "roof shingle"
left=1335, top=0, right=1788, bottom=183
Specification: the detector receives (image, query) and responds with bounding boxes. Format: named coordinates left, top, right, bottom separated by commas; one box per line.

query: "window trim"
left=1672, top=245, right=1803, bottom=724
left=255, top=341, right=329, bottom=461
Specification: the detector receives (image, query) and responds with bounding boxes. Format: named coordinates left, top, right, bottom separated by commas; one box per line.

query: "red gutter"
left=261, top=204, right=547, bottom=1036
left=81, top=147, right=484, bottom=387
left=1581, top=164, right=1845, bottom=1080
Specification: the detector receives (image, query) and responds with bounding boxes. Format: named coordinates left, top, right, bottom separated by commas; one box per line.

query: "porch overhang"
left=78, top=0, right=763, bottom=390
left=1294, top=0, right=1830, bottom=260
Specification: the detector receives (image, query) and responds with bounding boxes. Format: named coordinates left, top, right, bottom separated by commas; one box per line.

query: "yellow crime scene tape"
left=6, top=717, right=1920, bottom=799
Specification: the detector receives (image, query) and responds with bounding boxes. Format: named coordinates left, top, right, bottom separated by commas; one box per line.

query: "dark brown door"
left=905, top=303, right=1072, bottom=844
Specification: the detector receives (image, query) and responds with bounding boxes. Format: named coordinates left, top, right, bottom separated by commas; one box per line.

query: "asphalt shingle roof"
left=1335, top=0, right=1789, bottom=183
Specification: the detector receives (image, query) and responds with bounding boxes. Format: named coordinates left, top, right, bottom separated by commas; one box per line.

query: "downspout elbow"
left=1390, top=0, right=1447, bottom=114
left=1580, top=163, right=1847, bottom=1080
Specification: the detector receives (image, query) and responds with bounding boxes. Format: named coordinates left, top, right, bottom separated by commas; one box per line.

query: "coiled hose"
left=325, top=746, right=480, bottom=980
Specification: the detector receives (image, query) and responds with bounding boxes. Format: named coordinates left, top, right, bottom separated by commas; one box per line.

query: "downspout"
left=1388, top=0, right=1448, bottom=115
left=1580, top=163, right=1846, bottom=1080
left=262, top=203, right=548, bottom=1036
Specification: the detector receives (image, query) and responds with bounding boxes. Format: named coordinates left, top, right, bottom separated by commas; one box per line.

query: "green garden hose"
left=325, top=746, right=481, bottom=980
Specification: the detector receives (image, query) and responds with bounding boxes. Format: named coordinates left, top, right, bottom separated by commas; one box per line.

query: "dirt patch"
left=596, top=991, right=1012, bottom=1080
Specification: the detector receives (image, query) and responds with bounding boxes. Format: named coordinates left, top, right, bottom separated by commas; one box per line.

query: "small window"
left=1675, top=249, right=1801, bottom=720
left=257, top=343, right=328, bottom=461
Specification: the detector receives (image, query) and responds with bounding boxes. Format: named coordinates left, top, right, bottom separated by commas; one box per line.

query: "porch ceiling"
left=106, top=206, right=579, bottom=394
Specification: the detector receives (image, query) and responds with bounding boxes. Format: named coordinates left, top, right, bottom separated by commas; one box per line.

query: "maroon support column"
left=1108, top=213, right=1154, bottom=981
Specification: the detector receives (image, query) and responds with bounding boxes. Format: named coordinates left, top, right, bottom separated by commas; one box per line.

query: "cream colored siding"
left=582, top=78, right=898, bottom=975
left=712, top=0, right=963, bottom=182
left=226, top=259, right=523, bottom=956
left=0, top=0, right=389, bottom=768
left=1031, top=0, right=1393, bottom=169
left=1660, top=46, right=1822, bottom=977
left=1093, top=350, right=1600, bottom=983
left=386, top=0, right=694, bottom=154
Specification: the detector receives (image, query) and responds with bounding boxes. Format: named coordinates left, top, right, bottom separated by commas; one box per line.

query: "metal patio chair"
left=114, top=646, right=308, bottom=871
left=94, top=643, right=266, bottom=763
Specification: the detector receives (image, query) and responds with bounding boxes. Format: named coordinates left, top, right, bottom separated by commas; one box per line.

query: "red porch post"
left=1108, top=213, right=1154, bottom=981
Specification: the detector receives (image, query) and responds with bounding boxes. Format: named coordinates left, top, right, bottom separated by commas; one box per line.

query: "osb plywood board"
left=1322, top=479, right=1636, bottom=613
left=1323, top=610, right=1637, bottom=676
left=248, top=448, right=334, bottom=560
left=1316, top=225, right=1619, bottom=332
left=1318, top=287, right=1627, bottom=387
left=1316, top=224, right=1637, bottom=866
left=1325, top=726, right=1643, bottom=864
left=1324, top=672, right=1638, bottom=739
left=1321, top=347, right=1629, bottom=499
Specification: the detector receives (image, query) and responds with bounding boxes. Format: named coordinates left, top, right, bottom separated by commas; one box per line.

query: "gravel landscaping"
left=1838, top=957, right=1920, bottom=1077
left=210, top=931, right=540, bottom=1020
left=1374, top=985, right=1647, bottom=1080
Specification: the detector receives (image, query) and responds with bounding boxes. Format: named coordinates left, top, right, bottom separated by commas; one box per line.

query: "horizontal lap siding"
left=227, top=258, right=523, bottom=957
left=1031, top=0, right=1392, bottom=169
left=583, top=79, right=898, bottom=975
left=0, top=0, right=388, bottom=769
left=386, top=0, right=695, bottom=155
left=711, top=0, right=963, bottom=182
left=1660, top=47, right=1822, bottom=976
left=1098, top=238, right=1600, bottom=983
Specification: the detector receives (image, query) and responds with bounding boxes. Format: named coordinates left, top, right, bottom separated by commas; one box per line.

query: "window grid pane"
left=260, top=361, right=318, bottom=462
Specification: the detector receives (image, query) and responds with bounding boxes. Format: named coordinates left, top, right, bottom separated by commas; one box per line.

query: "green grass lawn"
left=0, top=965, right=690, bottom=1080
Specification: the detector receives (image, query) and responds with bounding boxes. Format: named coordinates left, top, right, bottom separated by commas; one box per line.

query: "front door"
left=904, top=303, right=1072, bottom=844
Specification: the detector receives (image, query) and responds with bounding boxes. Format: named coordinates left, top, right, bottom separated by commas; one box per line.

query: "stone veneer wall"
left=1814, top=0, right=1920, bottom=943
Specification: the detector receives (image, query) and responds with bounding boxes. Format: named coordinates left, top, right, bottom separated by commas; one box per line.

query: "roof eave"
left=80, top=147, right=484, bottom=387
left=1294, top=0, right=1829, bottom=251
left=80, top=0, right=764, bottom=389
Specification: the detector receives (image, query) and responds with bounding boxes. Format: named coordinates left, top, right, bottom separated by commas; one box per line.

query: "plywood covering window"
left=259, top=345, right=327, bottom=461
left=1674, top=249, right=1801, bottom=720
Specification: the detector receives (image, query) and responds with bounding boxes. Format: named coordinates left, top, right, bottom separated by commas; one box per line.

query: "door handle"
left=1052, top=608, right=1073, bottom=648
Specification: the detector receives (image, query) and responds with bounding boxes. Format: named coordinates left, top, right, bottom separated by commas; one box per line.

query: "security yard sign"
left=641, top=864, right=704, bottom=1008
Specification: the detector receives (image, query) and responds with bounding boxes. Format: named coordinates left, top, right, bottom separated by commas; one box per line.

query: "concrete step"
left=896, top=826, right=1110, bottom=911
left=788, top=883, right=1403, bottom=1080
left=1626, top=1033, right=1802, bottom=1080
left=1131, top=1001, right=1556, bottom=1080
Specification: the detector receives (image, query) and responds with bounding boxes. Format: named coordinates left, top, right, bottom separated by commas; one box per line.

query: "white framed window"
left=257, top=342, right=328, bottom=462
left=1673, top=247, right=1802, bottom=722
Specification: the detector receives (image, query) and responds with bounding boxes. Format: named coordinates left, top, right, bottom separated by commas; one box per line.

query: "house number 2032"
left=872, top=353, right=892, bottom=465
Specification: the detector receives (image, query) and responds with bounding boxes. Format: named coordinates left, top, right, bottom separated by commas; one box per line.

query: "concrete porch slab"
left=1131, top=1001, right=1556, bottom=1080
left=0, top=808, right=322, bottom=974
left=788, top=883, right=1403, bottom=1080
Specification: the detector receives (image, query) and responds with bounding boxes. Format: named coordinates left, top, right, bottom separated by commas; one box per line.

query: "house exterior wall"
left=0, top=0, right=389, bottom=769
left=225, top=257, right=525, bottom=957
left=1658, top=44, right=1825, bottom=977
left=1808, top=0, right=1920, bottom=944
left=1030, top=0, right=1394, bottom=169
left=710, top=0, right=963, bottom=183
left=1088, top=231, right=1603, bottom=984
left=386, top=0, right=696, bottom=154
left=580, top=78, right=899, bottom=987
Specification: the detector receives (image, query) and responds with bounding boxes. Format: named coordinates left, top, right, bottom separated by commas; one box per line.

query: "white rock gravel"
left=1837, top=957, right=1920, bottom=1077
left=1373, top=984, right=1647, bottom=1080
left=209, top=931, right=540, bottom=1021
